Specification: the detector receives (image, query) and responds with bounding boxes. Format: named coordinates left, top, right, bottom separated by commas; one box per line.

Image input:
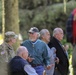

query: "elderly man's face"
left=43, top=31, right=50, bottom=43
left=22, top=50, right=28, bottom=60
left=56, top=30, right=64, bottom=41
left=29, top=32, right=39, bottom=41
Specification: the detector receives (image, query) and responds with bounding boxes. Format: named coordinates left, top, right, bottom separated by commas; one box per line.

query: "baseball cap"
left=28, top=27, right=39, bottom=33
left=5, top=31, right=18, bottom=39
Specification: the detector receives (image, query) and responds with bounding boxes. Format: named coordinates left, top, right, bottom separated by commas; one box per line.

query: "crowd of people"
left=1, top=8, right=76, bottom=75
left=0, top=27, right=69, bottom=75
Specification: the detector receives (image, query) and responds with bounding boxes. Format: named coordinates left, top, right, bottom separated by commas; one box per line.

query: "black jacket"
left=48, top=37, right=69, bottom=75
left=9, top=56, right=28, bottom=75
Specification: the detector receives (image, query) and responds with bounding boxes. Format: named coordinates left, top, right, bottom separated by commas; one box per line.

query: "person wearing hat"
left=0, top=31, right=18, bottom=75
left=21, top=27, right=51, bottom=75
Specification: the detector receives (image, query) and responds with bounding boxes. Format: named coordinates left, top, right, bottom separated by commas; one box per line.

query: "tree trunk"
left=4, top=0, right=20, bottom=50
left=63, top=0, right=66, bottom=13
left=2, top=0, right=5, bottom=40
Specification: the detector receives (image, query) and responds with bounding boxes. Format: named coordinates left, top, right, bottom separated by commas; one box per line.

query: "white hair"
left=37, top=32, right=40, bottom=38
left=53, top=28, right=63, bottom=36
left=40, top=29, right=49, bottom=39
left=16, top=46, right=28, bottom=55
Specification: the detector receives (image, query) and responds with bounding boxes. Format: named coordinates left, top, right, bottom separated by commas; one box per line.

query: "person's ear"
left=38, top=33, right=40, bottom=38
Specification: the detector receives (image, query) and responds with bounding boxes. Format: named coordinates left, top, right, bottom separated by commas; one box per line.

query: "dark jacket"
left=48, top=37, right=69, bottom=75
left=9, top=56, right=28, bottom=75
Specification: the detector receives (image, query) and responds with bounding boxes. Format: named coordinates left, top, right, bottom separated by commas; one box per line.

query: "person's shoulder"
left=38, top=39, right=46, bottom=45
left=21, top=40, right=30, bottom=45
left=9, top=56, right=28, bottom=67
left=10, top=56, right=28, bottom=63
left=19, top=58, right=29, bottom=66
left=48, top=37, right=56, bottom=48
left=23, top=40, right=29, bottom=43
left=48, top=37, right=54, bottom=44
left=0, top=43, right=6, bottom=50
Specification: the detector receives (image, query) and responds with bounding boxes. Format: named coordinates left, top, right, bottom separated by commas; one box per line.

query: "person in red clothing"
left=66, top=8, right=76, bottom=44
left=72, top=8, right=76, bottom=75
left=72, top=8, right=76, bottom=44
left=66, top=8, right=76, bottom=75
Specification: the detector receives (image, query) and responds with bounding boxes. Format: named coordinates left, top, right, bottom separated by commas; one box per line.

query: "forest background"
left=0, top=0, right=76, bottom=74
left=0, top=0, right=76, bottom=55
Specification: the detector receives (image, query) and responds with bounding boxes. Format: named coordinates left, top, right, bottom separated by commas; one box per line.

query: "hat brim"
left=28, top=29, right=35, bottom=33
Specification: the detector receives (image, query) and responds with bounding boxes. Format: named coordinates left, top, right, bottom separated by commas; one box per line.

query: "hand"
left=55, top=57, right=59, bottom=64
left=27, top=57, right=35, bottom=62
left=43, top=70, right=46, bottom=75
left=46, top=64, right=54, bottom=70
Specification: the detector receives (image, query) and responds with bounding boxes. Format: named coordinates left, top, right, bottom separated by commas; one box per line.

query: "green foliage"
left=61, top=38, right=73, bottom=57
left=19, top=1, right=76, bottom=40
left=19, top=0, right=73, bottom=9
left=0, top=0, right=76, bottom=40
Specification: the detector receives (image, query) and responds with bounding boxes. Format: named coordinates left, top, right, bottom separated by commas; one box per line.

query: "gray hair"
left=40, top=29, right=49, bottom=39
left=53, top=28, right=63, bottom=36
left=16, top=46, right=28, bottom=55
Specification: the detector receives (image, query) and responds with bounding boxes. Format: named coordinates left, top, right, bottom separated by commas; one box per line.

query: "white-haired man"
left=40, top=29, right=59, bottom=75
left=9, top=46, right=38, bottom=75
left=48, top=28, right=69, bottom=75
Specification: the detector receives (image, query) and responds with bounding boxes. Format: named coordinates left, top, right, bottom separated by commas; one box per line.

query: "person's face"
left=10, top=37, right=17, bottom=44
left=29, top=32, right=39, bottom=41
left=43, top=31, right=50, bottom=43
left=22, top=50, right=28, bottom=60
left=56, top=30, right=64, bottom=41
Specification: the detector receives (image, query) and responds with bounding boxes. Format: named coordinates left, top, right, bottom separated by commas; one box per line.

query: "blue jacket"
left=21, top=39, right=50, bottom=66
